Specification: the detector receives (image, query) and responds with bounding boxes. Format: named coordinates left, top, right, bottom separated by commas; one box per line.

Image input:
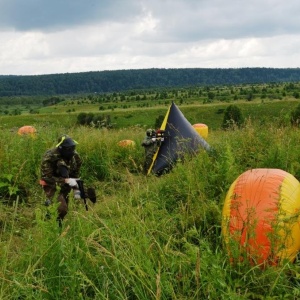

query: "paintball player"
left=141, top=128, right=162, bottom=174
left=40, top=134, right=96, bottom=223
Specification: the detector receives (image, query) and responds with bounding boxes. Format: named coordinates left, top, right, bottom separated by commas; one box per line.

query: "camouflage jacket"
left=40, top=147, right=82, bottom=186
left=141, top=136, right=153, bottom=147
left=141, top=136, right=160, bottom=157
left=141, top=136, right=162, bottom=147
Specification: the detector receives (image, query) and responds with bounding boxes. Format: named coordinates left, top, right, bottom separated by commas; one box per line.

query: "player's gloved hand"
left=73, top=189, right=81, bottom=199
left=151, top=138, right=156, bottom=141
left=65, top=178, right=78, bottom=187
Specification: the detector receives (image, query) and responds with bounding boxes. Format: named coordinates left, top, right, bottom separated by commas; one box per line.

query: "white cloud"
left=0, top=0, right=300, bottom=75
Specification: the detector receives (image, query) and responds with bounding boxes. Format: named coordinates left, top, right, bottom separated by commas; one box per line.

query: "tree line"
left=1, top=67, right=300, bottom=96
left=1, top=80, right=300, bottom=116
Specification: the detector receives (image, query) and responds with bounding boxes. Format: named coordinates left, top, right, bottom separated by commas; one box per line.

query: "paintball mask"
left=146, top=129, right=156, bottom=137
left=56, top=135, right=78, bottom=159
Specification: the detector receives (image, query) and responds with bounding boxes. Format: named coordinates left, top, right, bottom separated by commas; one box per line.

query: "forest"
left=1, top=79, right=300, bottom=119
left=1, top=67, right=300, bottom=97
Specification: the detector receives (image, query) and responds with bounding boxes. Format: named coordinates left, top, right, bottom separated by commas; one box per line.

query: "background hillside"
left=1, top=67, right=300, bottom=96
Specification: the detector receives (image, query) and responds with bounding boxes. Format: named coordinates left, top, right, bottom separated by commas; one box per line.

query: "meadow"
left=1, top=98, right=300, bottom=299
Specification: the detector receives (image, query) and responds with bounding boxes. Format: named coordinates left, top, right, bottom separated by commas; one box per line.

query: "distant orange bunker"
left=18, top=125, right=37, bottom=136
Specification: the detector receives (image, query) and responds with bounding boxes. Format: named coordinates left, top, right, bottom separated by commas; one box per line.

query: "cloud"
left=0, top=0, right=299, bottom=75
left=0, top=0, right=142, bottom=31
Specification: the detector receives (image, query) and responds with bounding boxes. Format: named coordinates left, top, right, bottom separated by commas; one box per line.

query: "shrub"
left=290, top=103, right=300, bottom=126
left=222, top=104, right=244, bottom=130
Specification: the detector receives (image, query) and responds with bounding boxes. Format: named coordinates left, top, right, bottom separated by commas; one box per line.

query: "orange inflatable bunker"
left=222, top=168, right=300, bottom=265
left=18, top=125, right=37, bottom=136
left=117, top=139, right=136, bottom=148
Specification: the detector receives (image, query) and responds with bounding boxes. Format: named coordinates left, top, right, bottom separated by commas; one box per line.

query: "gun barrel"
left=76, top=179, right=88, bottom=211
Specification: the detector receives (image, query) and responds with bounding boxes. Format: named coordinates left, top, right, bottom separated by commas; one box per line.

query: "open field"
left=1, top=97, right=300, bottom=131
left=1, top=99, right=300, bottom=299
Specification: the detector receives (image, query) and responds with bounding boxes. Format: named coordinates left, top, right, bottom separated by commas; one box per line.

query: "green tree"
left=207, top=91, right=215, bottom=102
left=77, top=112, right=87, bottom=125
left=222, top=105, right=244, bottom=130
left=246, top=93, right=254, bottom=101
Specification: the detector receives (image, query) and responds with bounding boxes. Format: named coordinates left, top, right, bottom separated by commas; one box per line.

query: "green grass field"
left=1, top=99, right=300, bottom=299
left=1, top=97, right=299, bottom=131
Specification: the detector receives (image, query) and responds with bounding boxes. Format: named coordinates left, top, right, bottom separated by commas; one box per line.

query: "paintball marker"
left=75, top=179, right=97, bottom=211
left=76, top=179, right=88, bottom=211
left=152, top=129, right=169, bottom=141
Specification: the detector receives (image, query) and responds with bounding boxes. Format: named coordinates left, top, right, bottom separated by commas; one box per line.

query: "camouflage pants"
left=42, top=184, right=71, bottom=220
left=143, top=151, right=156, bottom=174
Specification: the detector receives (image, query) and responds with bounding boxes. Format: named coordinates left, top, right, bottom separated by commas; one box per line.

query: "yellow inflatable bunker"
left=222, top=168, right=300, bottom=265
left=192, top=123, right=208, bottom=139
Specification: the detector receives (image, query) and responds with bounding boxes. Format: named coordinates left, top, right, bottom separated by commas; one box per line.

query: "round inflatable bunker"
left=222, top=168, right=300, bottom=265
left=117, top=139, right=136, bottom=148
left=17, top=125, right=37, bottom=136
left=192, top=123, right=208, bottom=139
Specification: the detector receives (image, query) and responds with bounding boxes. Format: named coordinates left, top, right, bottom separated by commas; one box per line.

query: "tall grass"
left=1, top=113, right=300, bottom=299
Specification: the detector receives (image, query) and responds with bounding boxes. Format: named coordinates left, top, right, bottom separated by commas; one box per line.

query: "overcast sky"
left=0, top=0, right=299, bottom=75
